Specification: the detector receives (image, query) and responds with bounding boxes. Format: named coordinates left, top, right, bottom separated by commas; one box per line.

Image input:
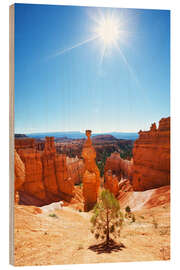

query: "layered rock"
left=16, top=137, right=75, bottom=206
left=66, top=156, right=85, bottom=185
left=55, top=154, right=74, bottom=201
left=14, top=150, right=25, bottom=203
left=82, top=130, right=100, bottom=211
left=15, top=138, right=35, bottom=150
left=132, top=117, right=170, bottom=191
left=104, top=152, right=133, bottom=181
left=18, top=149, right=46, bottom=201
left=104, top=170, right=119, bottom=197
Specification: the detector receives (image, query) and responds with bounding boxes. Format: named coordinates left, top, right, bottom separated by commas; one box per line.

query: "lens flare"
left=95, top=16, right=120, bottom=46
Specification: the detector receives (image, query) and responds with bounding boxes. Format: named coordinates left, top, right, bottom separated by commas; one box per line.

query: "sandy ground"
left=14, top=201, right=170, bottom=266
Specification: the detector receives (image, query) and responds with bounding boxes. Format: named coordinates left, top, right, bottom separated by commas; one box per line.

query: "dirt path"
left=14, top=203, right=170, bottom=266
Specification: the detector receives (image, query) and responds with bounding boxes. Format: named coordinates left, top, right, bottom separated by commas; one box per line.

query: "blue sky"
left=14, top=4, right=170, bottom=134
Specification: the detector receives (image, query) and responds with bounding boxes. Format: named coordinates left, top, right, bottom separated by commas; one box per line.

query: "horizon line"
left=15, top=130, right=139, bottom=135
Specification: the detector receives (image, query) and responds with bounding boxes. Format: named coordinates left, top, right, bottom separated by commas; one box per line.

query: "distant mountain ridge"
left=22, top=131, right=138, bottom=141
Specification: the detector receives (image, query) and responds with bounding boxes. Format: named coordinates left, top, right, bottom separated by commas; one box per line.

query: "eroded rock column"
left=81, top=130, right=100, bottom=211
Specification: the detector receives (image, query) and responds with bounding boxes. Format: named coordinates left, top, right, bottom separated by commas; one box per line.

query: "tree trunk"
left=106, top=208, right=109, bottom=245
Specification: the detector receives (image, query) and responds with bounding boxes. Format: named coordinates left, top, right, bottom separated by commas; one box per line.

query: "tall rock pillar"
left=81, top=130, right=100, bottom=211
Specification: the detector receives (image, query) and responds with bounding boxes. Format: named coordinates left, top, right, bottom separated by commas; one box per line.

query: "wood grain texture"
left=9, top=4, right=15, bottom=265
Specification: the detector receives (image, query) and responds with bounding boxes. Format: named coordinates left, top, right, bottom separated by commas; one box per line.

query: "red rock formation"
left=132, top=117, right=170, bottom=191
left=104, top=152, right=133, bottom=181
left=15, top=138, right=35, bottom=151
left=82, top=130, right=100, bottom=211
left=66, top=156, right=85, bottom=185
left=104, top=170, right=119, bottom=197
left=55, top=154, right=74, bottom=201
left=14, top=150, right=25, bottom=203
left=18, top=149, right=46, bottom=201
left=104, top=152, right=121, bottom=179
left=16, top=137, right=75, bottom=206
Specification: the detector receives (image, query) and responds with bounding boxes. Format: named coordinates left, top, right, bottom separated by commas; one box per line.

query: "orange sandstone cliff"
left=132, top=117, right=170, bottom=191
left=105, top=152, right=133, bottom=181
left=14, top=150, right=25, bottom=203
left=15, top=137, right=75, bottom=206
left=104, top=170, right=119, bottom=197
left=66, top=156, right=85, bottom=185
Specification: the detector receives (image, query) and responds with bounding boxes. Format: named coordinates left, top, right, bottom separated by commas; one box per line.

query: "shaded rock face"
left=132, top=117, right=170, bottom=191
left=15, top=137, right=75, bottom=206
left=104, top=152, right=133, bottom=181
left=66, top=156, right=85, bottom=185
left=104, top=170, right=119, bottom=197
left=82, top=130, right=100, bottom=211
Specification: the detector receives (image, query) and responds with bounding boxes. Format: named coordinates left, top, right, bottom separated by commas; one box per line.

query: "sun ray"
left=48, top=35, right=99, bottom=59
left=114, top=42, right=150, bottom=107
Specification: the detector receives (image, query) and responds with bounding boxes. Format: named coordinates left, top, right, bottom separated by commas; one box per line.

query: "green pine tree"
left=90, top=189, right=124, bottom=246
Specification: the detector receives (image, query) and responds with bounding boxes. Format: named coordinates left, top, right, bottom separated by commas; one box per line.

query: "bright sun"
left=95, top=16, right=120, bottom=46
left=53, top=10, right=129, bottom=66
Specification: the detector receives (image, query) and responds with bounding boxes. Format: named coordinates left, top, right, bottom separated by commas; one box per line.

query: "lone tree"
left=90, top=189, right=124, bottom=246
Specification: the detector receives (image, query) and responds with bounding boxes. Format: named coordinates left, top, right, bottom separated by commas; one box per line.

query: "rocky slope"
left=14, top=185, right=170, bottom=266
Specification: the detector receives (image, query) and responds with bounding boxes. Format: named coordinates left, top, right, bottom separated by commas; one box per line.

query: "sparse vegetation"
left=49, top=213, right=58, bottom=218
left=125, top=206, right=131, bottom=213
left=118, top=142, right=133, bottom=160
left=96, top=150, right=111, bottom=177
left=90, top=189, right=124, bottom=246
left=125, top=205, right=135, bottom=223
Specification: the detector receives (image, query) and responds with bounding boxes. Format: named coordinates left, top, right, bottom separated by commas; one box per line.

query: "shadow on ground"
left=88, top=239, right=126, bottom=254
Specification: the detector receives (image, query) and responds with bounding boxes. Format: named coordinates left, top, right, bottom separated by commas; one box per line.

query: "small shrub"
left=125, top=206, right=135, bottom=223
left=125, top=206, right=131, bottom=213
left=49, top=213, right=58, bottom=218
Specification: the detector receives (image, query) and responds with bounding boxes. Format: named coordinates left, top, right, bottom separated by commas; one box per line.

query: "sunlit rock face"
left=15, top=137, right=75, bottom=206
left=41, top=137, right=60, bottom=201
left=82, top=130, right=100, bottom=211
left=18, top=149, right=46, bottom=201
left=14, top=150, right=25, bottom=203
left=104, top=152, right=121, bottom=179
left=132, top=117, right=170, bottom=191
left=15, top=138, right=35, bottom=151
left=104, top=170, right=119, bottom=197
left=104, top=152, right=133, bottom=181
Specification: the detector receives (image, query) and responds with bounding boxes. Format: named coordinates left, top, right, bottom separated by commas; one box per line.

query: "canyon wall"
left=104, top=152, right=133, bottom=181
left=14, top=150, right=25, bottom=203
left=66, top=156, right=85, bottom=185
left=15, top=137, right=75, bottom=206
left=132, top=117, right=170, bottom=191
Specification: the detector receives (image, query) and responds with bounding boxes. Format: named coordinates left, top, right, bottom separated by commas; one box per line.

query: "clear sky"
left=14, top=4, right=170, bottom=134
